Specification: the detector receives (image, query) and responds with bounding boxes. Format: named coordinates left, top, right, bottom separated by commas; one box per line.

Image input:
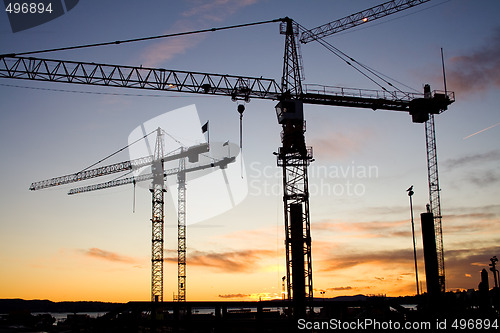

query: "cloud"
left=218, top=292, right=280, bottom=300
left=309, top=129, right=374, bottom=160
left=443, top=246, right=500, bottom=289
left=467, top=170, right=500, bottom=187
left=443, top=246, right=500, bottom=268
left=443, top=150, right=500, bottom=170
left=445, top=212, right=496, bottom=221
left=317, top=248, right=415, bottom=272
left=182, top=0, right=259, bottom=20
left=443, top=219, right=499, bottom=236
left=327, top=286, right=353, bottom=291
left=313, top=219, right=410, bottom=239
left=442, top=150, right=500, bottom=187
left=317, top=244, right=500, bottom=292
left=82, top=248, right=136, bottom=264
left=362, top=206, right=409, bottom=216
left=446, top=204, right=500, bottom=216
left=140, top=34, right=205, bottom=67
left=164, top=249, right=274, bottom=272
left=218, top=293, right=251, bottom=298
left=139, top=0, right=259, bottom=67
left=446, top=27, right=500, bottom=95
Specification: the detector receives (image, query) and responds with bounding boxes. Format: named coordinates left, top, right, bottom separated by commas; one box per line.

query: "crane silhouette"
left=1, top=0, right=452, bottom=314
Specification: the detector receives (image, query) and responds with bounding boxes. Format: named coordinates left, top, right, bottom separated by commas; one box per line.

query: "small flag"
left=201, top=121, right=209, bottom=133
left=223, top=140, right=229, bottom=146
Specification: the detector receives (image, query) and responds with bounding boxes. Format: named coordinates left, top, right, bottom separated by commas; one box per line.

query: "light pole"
left=407, top=185, right=420, bottom=295
left=490, top=256, right=499, bottom=288
left=282, top=276, right=286, bottom=300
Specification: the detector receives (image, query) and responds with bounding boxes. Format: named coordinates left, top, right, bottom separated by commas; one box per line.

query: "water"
left=32, top=312, right=108, bottom=323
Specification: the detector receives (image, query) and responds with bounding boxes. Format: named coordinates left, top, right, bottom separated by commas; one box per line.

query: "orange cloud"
left=313, top=219, right=410, bottom=239
left=164, top=249, right=274, bottom=272
left=139, top=0, right=260, bottom=67
left=82, top=248, right=137, bottom=264
left=327, top=286, right=353, bottom=291
left=140, top=34, right=204, bottom=67
left=441, top=246, right=500, bottom=290
left=218, top=293, right=251, bottom=298
left=316, top=248, right=415, bottom=273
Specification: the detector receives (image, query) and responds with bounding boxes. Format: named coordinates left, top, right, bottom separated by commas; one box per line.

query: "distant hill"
left=0, top=295, right=376, bottom=314
left=330, top=294, right=368, bottom=302
left=0, top=299, right=123, bottom=314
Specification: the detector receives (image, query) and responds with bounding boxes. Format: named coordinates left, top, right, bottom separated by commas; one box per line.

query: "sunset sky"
left=1, top=0, right=499, bottom=303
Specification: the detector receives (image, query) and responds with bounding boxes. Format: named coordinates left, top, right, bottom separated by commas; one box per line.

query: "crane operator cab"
left=275, top=100, right=304, bottom=124
left=276, top=100, right=308, bottom=155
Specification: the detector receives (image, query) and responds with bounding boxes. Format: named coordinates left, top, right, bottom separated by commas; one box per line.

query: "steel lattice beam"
left=1, top=56, right=455, bottom=114
left=177, top=156, right=187, bottom=302
left=68, top=172, right=156, bottom=195
left=151, top=182, right=165, bottom=302
left=425, top=114, right=445, bottom=293
left=300, top=0, right=431, bottom=43
left=281, top=19, right=303, bottom=96
left=29, top=156, right=154, bottom=191
left=67, top=157, right=235, bottom=195
left=278, top=147, right=313, bottom=315
left=0, top=56, right=281, bottom=101
left=150, top=128, right=165, bottom=302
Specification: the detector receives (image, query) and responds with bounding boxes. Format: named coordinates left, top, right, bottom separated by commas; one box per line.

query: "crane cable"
left=294, top=0, right=453, bottom=93
left=5, top=18, right=285, bottom=57
left=296, top=22, right=418, bottom=94
left=318, top=37, right=416, bottom=94
left=79, top=128, right=157, bottom=173
left=0, top=83, right=212, bottom=98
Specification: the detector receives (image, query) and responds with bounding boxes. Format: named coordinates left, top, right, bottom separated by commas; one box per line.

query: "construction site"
left=1, top=0, right=499, bottom=332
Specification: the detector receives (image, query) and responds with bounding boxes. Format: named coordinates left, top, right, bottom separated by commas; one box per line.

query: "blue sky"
left=1, top=0, right=499, bottom=301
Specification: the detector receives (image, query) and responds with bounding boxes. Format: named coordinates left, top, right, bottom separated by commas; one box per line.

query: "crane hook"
left=133, top=178, right=136, bottom=213
left=237, top=103, right=245, bottom=178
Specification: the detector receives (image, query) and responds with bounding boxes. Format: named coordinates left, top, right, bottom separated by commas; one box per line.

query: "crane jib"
left=1, top=55, right=453, bottom=114
left=0, top=56, right=281, bottom=101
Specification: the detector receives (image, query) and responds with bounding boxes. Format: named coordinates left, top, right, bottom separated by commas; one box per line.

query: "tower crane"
left=299, top=0, right=448, bottom=297
left=29, top=128, right=235, bottom=302
left=71, top=142, right=236, bottom=303
left=1, top=0, right=453, bottom=314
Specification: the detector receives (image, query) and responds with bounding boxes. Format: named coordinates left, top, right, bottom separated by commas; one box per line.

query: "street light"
left=490, top=256, right=499, bottom=288
left=407, top=185, right=420, bottom=295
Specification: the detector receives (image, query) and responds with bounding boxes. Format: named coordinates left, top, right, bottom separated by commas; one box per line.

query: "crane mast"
left=150, top=128, right=166, bottom=302
left=177, top=155, right=187, bottom=302
left=278, top=18, right=313, bottom=315
left=425, top=114, right=445, bottom=293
